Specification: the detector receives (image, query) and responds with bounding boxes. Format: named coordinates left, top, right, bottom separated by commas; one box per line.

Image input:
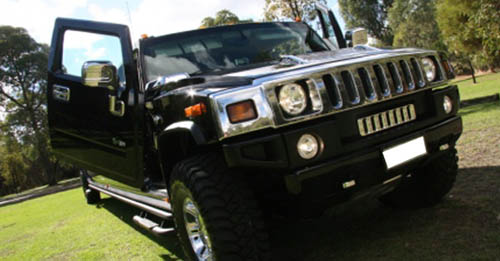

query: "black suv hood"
left=152, top=46, right=430, bottom=97
left=223, top=46, right=429, bottom=78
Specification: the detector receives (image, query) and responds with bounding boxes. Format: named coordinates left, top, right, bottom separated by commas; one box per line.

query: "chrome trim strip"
left=306, top=78, right=325, bottom=112
left=89, top=183, right=173, bottom=219
left=383, top=175, right=402, bottom=185
left=330, top=74, right=344, bottom=109
left=211, top=86, right=275, bottom=139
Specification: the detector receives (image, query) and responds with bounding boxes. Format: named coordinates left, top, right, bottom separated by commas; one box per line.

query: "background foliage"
left=338, top=0, right=393, bottom=47
left=0, top=26, right=77, bottom=196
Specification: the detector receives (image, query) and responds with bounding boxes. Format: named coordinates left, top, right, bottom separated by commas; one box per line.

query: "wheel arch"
left=157, top=121, right=209, bottom=185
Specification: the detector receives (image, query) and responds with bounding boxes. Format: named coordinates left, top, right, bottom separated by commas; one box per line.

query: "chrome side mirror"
left=345, top=28, right=368, bottom=47
left=82, top=61, right=124, bottom=117
left=82, top=61, right=118, bottom=91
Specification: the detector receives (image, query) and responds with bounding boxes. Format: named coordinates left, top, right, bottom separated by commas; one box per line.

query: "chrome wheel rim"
left=183, top=198, right=213, bottom=261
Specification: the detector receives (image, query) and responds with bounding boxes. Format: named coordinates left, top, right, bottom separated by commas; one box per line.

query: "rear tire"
left=380, top=148, right=458, bottom=208
left=80, top=170, right=101, bottom=204
left=170, top=154, right=270, bottom=261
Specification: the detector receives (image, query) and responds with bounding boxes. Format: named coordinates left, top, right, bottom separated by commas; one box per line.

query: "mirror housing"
left=345, top=28, right=368, bottom=47
left=82, top=61, right=118, bottom=91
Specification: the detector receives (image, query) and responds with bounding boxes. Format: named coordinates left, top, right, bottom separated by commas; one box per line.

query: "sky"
left=0, top=0, right=345, bottom=75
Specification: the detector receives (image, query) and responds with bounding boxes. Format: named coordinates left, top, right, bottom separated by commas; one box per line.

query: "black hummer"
left=47, top=4, right=462, bottom=261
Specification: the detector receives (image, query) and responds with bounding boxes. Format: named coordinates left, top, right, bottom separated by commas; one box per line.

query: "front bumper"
left=284, top=115, right=462, bottom=195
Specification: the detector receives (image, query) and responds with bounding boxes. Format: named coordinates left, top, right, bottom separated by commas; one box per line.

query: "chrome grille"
left=357, top=104, right=417, bottom=136
left=318, top=56, right=433, bottom=115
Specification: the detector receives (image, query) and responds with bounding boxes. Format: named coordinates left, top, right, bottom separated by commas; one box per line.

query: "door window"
left=61, top=30, right=125, bottom=84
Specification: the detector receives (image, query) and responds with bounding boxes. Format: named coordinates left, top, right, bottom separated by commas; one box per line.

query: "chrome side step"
left=133, top=213, right=175, bottom=235
left=89, top=183, right=173, bottom=220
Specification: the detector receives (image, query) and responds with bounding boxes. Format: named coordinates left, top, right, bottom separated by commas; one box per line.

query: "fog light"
left=443, top=95, right=453, bottom=114
left=297, top=134, right=320, bottom=159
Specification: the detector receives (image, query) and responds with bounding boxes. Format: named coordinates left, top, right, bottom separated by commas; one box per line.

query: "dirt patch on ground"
left=457, top=126, right=500, bottom=168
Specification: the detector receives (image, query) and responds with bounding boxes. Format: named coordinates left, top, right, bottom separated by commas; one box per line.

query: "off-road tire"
left=170, top=154, right=270, bottom=261
left=380, top=148, right=458, bottom=208
left=80, top=170, right=101, bottom=204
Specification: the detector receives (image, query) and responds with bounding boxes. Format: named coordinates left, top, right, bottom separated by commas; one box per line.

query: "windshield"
left=141, top=22, right=329, bottom=81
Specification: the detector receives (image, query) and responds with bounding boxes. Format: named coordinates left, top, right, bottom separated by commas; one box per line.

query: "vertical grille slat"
left=387, top=62, right=404, bottom=94
left=373, top=64, right=391, bottom=97
left=357, top=67, right=377, bottom=101
left=340, top=70, right=361, bottom=105
left=322, top=74, right=343, bottom=109
left=410, top=58, right=426, bottom=88
left=400, top=60, right=415, bottom=90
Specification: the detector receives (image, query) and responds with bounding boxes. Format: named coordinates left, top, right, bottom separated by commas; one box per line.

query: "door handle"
left=53, top=85, right=70, bottom=102
left=109, top=95, right=125, bottom=117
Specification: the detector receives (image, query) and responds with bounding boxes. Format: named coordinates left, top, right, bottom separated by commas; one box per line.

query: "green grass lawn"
left=455, top=72, right=500, bottom=100
left=0, top=189, right=183, bottom=260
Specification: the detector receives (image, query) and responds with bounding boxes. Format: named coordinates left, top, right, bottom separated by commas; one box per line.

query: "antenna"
left=125, top=1, right=136, bottom=46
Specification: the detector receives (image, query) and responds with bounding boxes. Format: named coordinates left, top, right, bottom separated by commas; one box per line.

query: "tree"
left=263, top=0, right=326, bottom=22
left=388, top=0, right=446, bottom=51
left=200, top=9, right=245, bottom=28
left=469, top=0, right=500, bottom=72
left=0, top=26, right=56, bottom=186
left=436, top=0, right=499, bottom=74
left=338, top=0, right=394, bottom=46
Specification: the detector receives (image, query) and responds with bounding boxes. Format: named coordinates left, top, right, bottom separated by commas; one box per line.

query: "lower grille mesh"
left=357, top=104, right=417, bottom=136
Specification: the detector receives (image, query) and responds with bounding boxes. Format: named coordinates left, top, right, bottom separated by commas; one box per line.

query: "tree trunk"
left=27, top=108, right=57, bottom=186
left=467, top=59, right=477, bottom=84
left=42, top=150, right=57, bottom=186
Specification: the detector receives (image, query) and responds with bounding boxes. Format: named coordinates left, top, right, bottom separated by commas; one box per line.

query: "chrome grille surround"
left=358, top=104, right=417, bottom=136
left=211, top=50, right=449, bottom=140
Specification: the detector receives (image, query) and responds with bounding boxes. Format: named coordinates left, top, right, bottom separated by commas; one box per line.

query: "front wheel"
left=170, top=154, right=269, bottom=261
left=380, top=148, right=458, bottom=208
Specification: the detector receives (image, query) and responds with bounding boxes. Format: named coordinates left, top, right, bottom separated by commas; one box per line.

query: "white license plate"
left=383, top=137, right=427, bottom=169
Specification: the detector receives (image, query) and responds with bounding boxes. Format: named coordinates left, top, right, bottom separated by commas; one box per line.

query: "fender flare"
left=158, top=121, right=207, bottom=146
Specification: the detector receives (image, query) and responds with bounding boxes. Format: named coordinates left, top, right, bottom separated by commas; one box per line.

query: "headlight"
left=421, top=57, right=437, bottom=82
left=279, top=83, right=307, bottom=116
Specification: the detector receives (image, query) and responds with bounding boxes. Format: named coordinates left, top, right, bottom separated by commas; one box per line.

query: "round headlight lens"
left=443, top=95, right=453, bottom=114
left=279, top=83, right=307, bottom=116
left=421, top=57, right=437, bottom=82
left=297, top=134, right=320, bottom=159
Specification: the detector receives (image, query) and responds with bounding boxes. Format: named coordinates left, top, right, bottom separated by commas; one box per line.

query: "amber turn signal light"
left=227, top=100, right=257, bottom=123
left=185, top=103, right=207, bottom=118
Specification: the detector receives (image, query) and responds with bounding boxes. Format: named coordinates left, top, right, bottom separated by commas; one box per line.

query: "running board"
left=89, top=183, right=173, bottom=220
left=133, top=214, right=175, bottom=235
